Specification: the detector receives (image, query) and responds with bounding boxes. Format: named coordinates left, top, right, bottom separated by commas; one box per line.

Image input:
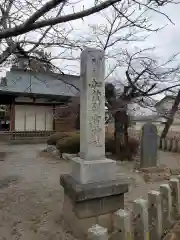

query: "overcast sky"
left=2, top=1, right=179, bottom=77
left=141, top=4, right=180, bottom=59
left=50, top=1, right=180, bottom=77
left=69, top=1, right=180, bottom=111
left=53, top=1, right=180, bottom=103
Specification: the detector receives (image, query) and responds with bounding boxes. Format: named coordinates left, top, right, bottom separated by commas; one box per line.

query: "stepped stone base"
left=60, top=174, right=128, bottom=239
left=71, top=156, right=117, bottom=184
left=62, top=154, right=117, bottom=184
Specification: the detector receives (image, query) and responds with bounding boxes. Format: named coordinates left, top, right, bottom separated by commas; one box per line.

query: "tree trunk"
left=114, top=111, right=122, bottom=158
left=161, top=90, right=180, bottom=139
left=114, top=109, right=129, bottom=160
left=75, top=105, right=80, bottom=130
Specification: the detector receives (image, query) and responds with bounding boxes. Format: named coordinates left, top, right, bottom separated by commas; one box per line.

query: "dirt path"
left=0, top=144, right=180, bottom=239
left=0, top=144, right=74, bottom=240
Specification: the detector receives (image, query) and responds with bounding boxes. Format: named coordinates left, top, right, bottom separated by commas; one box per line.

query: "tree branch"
left=24, top=0, right=65, bottom=27
left=0, top=42, right=18, bottom=64
left=0, top=0, right=121, bottom=40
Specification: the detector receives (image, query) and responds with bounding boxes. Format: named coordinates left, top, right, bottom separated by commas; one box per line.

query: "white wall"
left=15, top=105, right=53, bottom=131
left=15, top=105, right=24, bottom=131
left=26, top=105, right=35, bottom=130
left=36, top=106, right=45, bottom=131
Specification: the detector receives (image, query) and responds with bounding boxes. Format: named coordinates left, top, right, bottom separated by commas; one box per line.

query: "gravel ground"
left=0, top=143, right=180, bottom=239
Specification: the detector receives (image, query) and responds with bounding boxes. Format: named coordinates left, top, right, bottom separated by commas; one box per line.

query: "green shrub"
left=105, top=136, right=139, bottom=160
left=56, top=132, right=80, bottom=153
left=54, top=131, right=139, bottom=161
left=47, top=131, right=79, bottom=145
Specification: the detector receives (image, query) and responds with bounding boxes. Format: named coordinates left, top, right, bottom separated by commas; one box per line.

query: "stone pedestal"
left=71, top=156, right=116, bottom=184
left=60, top=175, right=128, bottom=239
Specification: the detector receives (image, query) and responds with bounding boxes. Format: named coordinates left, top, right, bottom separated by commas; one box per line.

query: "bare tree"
left=160, top=90, right=180, bottom=138
left=0, top=0, right=179, bottom=72
left=0, top=0, right=130, bottom=71
left=78, top=0, right=179, bottom=80
left=0, top=0, right=176, bottom=40
left=51, top=47, right=180, bottom=159
left=124, top=49, right=180, bottom=139
left=103, top=48, right=180, bottom=159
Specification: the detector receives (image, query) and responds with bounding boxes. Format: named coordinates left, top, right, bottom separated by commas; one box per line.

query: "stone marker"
left=60, top=48, right=128, bottom=238
left=140, top=123, right=158, bottom=168
left=71, top=47, right=116, bottom=184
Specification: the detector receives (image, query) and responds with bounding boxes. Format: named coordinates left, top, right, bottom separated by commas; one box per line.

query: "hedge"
left=48, top=131, right=139, bottom=161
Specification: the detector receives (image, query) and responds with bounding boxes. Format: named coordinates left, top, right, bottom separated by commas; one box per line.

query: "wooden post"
left=10, top=102, right=15, bottom=131
left=24, top=111, right=26, bottom=131
left=45, top=111, right=46, bottom=131
left=53, top=104, right=55, bottom=131
left=34, top=98, right=36, bottom=131
left=35, top=110, right=36, bottom=131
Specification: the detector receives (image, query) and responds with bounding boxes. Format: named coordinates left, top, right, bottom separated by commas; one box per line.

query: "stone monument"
left=60, top=48, right=128, bottom=238
left=140, top=122, right=158, bottom=168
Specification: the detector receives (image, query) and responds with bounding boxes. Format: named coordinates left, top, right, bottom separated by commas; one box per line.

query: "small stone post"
left=113, top=209, right=133, bottom=240
left=148, top=190, right=163, bottom=240
left=88, top=224, right=108, bottom=240
left=133, top=198, right=149, bottom=240
left=169, top=178, right=180, bottom=219
left=159, top=184, right=173, bottom=230
left=166, top=139, right=171, bottom=151
left=172, top=140, right=177, bottom=152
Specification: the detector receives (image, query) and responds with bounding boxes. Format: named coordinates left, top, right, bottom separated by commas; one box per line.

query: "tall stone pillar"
left=60, top=48, right=128, bottom=238
left=80, top=48, right=105, bottom=161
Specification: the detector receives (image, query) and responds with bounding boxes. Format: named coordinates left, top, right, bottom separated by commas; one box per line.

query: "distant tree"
left=160, top=90, right=180, bottom=138
left=54, top=48, right=180, bottom=159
